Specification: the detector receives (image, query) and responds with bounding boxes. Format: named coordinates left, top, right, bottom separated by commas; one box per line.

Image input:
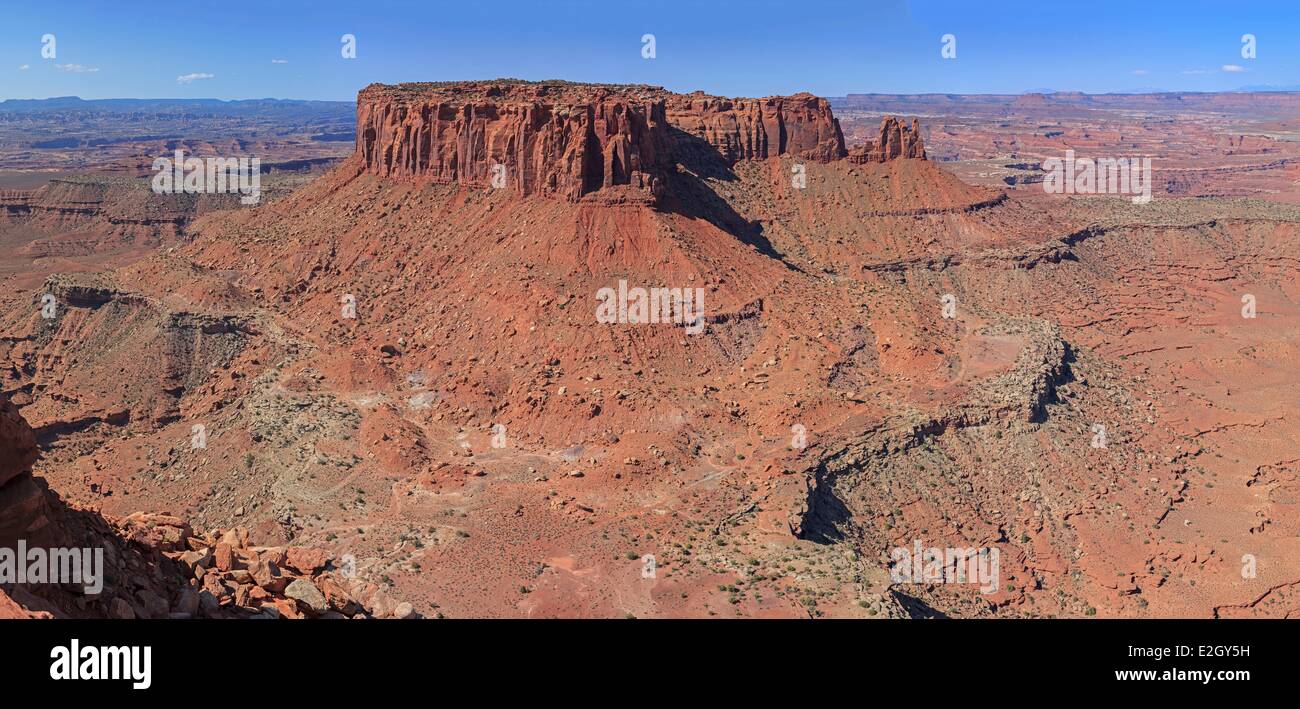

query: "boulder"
left=284, top=579, right=328, bottom=613
left=284, top=546, right=329, bottom=575
left=214, top=542, right=236, bottom=572
left=248, top=559, right=288, bottom=594
left=174, top=588, right=200, bottom=616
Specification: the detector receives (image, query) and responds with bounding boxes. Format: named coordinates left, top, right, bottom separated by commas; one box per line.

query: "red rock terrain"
left=1, top=79, right=1297, bottom=619
left=0, top=392, right=396, bottom=618
left=834, top=92, right=1300, bottom=204
left=355, top=81, right=854, bottom=203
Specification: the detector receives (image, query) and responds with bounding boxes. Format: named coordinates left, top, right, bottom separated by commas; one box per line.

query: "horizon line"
left=5, top=88, right=1300, bottom=104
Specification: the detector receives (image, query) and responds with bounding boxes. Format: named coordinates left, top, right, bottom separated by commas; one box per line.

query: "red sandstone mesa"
left=355, top=80, right=920, bottom=205
left=357, top=81, right=671, bottom=203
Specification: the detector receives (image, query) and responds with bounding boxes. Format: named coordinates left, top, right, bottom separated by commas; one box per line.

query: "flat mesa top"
left=359, top=79, right=671, bottom=106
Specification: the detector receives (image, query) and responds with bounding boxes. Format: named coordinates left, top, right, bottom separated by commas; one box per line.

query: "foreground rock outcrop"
left=0, top=393, right=49, bottom=555
left=1, top=392, right=405, bottom=619
left=0, top=395, right=55, bottom=618
left=111, top=515, right=409, bottom=619
left=0, top=394, right=37, bottom=488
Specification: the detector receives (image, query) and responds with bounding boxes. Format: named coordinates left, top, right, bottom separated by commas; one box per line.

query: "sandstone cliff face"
left=0, top=394, right=38, bottom=489
left=0, top=179, right=249, bottom=259
left=847, top=116, right=926, bottom=163
left=665, top=91, right=847, bottom=163
left=0, top=393, right=48, bottom=552
left=355, top=80, right=920, bottom=204
left=357, top=81, right=670, bottom=203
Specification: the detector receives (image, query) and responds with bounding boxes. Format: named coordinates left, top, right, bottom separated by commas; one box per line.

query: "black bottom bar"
left=0, top=618, right=1284, bottom=694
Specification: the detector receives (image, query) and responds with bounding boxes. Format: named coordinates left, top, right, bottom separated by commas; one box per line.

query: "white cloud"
left=1222, top=64, right=1247, bottom=73
left=18, top=64, right=29, bottom=71
left=55, top=63, right=99, bottom=73
left=1131, top=69, right=1148, bottom=76
left=177, top=72, right=215, bottom=84
left=271, top=59, right=288, bottom=64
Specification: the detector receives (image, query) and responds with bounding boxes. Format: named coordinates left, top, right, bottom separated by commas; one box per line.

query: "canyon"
left=1, top=79, right=1296, bottom=619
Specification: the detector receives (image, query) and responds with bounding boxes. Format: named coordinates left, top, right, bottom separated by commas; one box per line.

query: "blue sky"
left=1, top=0, right=1297, bottom=100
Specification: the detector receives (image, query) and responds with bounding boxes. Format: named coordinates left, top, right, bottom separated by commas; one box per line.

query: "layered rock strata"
left=356, top=80, right=923, bottom=204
